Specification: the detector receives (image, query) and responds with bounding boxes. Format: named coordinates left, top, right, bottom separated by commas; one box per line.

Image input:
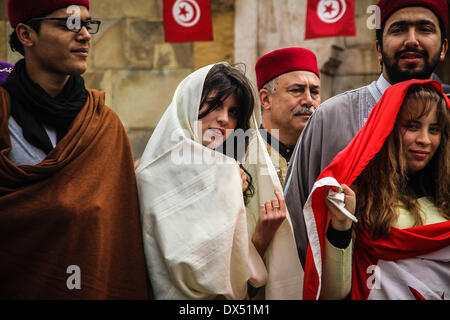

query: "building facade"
left=0, top=0, right=449, bottom=159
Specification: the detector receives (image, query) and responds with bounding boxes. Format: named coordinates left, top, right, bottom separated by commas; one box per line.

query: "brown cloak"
left=0, top=87, right=149, bottom=299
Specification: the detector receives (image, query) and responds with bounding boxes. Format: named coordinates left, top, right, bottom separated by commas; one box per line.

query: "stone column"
left=234, top=0, right=258, bottom=85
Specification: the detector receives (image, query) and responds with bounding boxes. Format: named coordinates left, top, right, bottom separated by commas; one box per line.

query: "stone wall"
left=0, top=0, right=449, bottom=159
left=0, top=0, right=235, bottom=159
left=234, top=0, right=380, bottom=102
left=86, top=0, right=235, bottom=159
left=235, top=0, right=450, bottom=101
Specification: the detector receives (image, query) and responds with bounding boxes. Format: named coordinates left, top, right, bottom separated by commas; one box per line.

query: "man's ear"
left=259, top=89, right=272, bottom=111
left=376, top=40, right=383, bottom=64
left=439, top=38, right=448, bottom=62
left=16, top=23, right=36, bottom=50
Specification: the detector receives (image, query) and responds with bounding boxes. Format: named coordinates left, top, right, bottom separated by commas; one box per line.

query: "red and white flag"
left=301, top=79, right=450, bottom=300
left=305, top=0, right=356, bottom=39
left=352, top=227, right=450, bottom=300
left=163, top=0, right=213, bottom=42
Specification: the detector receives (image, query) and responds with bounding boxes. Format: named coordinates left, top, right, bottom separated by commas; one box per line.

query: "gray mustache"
left=294, top=107, right=315, bottom=116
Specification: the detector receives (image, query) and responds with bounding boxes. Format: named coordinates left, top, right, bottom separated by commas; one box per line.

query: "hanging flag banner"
left=305, top=0, right=356, bottom=40
left=163, top=0, right=213, bottom=42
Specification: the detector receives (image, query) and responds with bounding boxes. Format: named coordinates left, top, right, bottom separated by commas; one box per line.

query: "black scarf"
left=2, top=59, right=88, bottom=154
left=259, top=125, right=295, bottom=162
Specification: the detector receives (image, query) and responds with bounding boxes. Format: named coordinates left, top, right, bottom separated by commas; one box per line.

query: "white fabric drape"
left=136, top=64, right=303, bottom=300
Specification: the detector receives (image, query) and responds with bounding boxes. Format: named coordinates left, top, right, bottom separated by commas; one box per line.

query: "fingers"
left=259, top=204, right=266, bottom=217
left=260, top=191, right=287, bottom=220
left=341, top=184, right=356, bottom=197
left=262, top=200, right=279, bottom=217
left=255, top=191, right=288, bottom=254
left=260, top=200, right=285, bottom=224
left=325, top=183, right=357, bottom=223
left=341, top=184, right=349, bottom=192
left=261, top=195, right=286, bottom=220
left=271, top=199, right=279, bottom=210
left=274, top=190, right=286, bottom=212
left=264, top=200, right=273, bottom=213
left=328, top=184, right=355, bottom=197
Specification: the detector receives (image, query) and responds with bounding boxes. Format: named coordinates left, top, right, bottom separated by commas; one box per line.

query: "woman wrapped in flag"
left=302, top=79, right=449, bottom=300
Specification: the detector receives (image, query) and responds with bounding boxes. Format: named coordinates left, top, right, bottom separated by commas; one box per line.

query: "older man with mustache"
left=256, top=48, right=321, bottom=186
left=284, top=0, right=448, bottom=269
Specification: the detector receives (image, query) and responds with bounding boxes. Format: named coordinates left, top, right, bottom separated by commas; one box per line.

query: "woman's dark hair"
left=199, top=63, right=255, bottom=134
left=9, top=19, right=42, bottom=56
left=199, top=63, right=256, bottom=204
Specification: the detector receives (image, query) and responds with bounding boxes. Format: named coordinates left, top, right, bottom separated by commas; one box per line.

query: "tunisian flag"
left=305, top=0, right=356, bottom=39
left=301, top=79, right=450, bottom=300
left=164, top=0, right=213, bottom=42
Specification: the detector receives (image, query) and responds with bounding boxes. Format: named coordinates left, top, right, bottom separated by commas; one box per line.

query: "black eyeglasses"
left=27, top=17, right=101, bottom=34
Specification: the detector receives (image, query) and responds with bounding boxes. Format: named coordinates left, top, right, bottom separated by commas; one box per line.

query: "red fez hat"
left=8, top=0, right=90, bottom=27
left=255, top=47, right=320, bottom=90
left=377, top=0, right=448, bottom=32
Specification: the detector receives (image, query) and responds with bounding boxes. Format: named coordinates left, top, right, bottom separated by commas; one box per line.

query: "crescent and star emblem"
left=317, top=0, right=347, bottom=24
left=172, top=0, right=201, bottom=28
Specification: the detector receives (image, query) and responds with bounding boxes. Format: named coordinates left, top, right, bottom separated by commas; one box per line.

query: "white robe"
left=136, top=64, right=303, bottom=300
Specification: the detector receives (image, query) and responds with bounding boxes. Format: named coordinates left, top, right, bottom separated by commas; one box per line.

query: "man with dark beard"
left=284, top=0, right=448, bottom=268
left=376, top=2, right=449, bottom=93
left=255, top=48, right=321, bottom=186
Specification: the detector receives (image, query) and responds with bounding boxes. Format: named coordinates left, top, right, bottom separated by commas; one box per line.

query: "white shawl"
left=136, top=64, right=303, bottom=300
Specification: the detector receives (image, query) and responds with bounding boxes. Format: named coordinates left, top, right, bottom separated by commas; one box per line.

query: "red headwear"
left=255, top=47, right=320, bottom=90
left=377, top=0, right=448, bottom=32
left=301, top=79, right=450, bottom=300
left=8, top=0, right=90, bottom=27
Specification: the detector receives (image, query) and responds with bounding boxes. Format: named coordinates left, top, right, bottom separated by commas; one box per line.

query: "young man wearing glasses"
left=0, top=0, right=150, bottom=299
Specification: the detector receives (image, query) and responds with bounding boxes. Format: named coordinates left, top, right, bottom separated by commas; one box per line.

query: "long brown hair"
left=355, top=84, right=450, bottom=238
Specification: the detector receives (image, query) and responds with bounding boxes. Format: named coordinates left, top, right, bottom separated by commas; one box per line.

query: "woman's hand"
left=325, top=184, right=356, bottom=231
left=252, top=190, right=286, bottom=257
left=238, top=162, right=249, bottom=192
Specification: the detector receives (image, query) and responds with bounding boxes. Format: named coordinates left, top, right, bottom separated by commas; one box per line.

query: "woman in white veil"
left=136, top=63, right=303, bottom=300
